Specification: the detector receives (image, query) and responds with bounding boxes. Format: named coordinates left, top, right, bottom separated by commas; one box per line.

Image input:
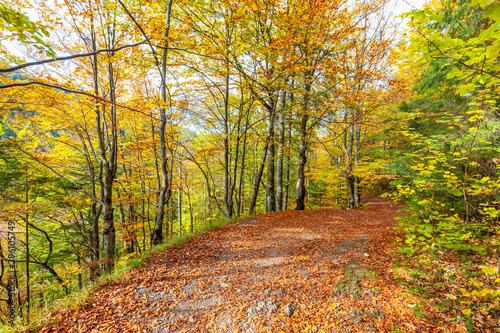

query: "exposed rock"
left=247, top=299, right=279, bottom=319
left=283, top=301, right=296, bottom=317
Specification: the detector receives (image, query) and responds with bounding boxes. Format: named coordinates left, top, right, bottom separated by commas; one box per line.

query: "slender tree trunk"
left=105, top=62, right=119, bottom=273
left=248, top=136, right=271, bottom=215
left=25, top=168, right=29, bottom=324
left=178, top=162, right=182, bottom=236
left=265, top=105, right=276, bottom=212
left=295, top=113, right=308, bottom=210
left=103, top=53, right=118, bottom=274
left=237, top=112, right=249, bottom=216
left=90, top=16, right=101, bottom=280
left=152, top=0, right=174, bottom=246
left=223, top=71, right=234, bottom=220
left=203, top=183, right=207, bottom=227
left=345, top=116, right=355, bottom=209
left=354, top=122, right=361, bottom=206
left=276, top=89, right=287, bottom=211
left=76, top=254, right=83, bottom=290
left=295, top=77, right=312, bottom=210
left=283, top=94, right=293, bottom=211
left=165, top=199, right=170, bottom=241
left=186, top=176, right=194, bottom=233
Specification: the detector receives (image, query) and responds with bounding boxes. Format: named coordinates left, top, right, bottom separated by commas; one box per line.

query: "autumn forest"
left=0, top=0, right=499, bottom=331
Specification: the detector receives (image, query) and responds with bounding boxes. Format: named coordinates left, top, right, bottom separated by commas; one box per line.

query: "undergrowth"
left=392, top=214, right=500, bottom=332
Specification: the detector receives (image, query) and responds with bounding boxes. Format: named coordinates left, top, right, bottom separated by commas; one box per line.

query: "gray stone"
left=283, top=302, right=295, bottom=317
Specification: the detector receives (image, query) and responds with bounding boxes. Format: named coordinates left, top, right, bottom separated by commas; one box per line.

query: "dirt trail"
left=41, top=196, right=436, bottom=332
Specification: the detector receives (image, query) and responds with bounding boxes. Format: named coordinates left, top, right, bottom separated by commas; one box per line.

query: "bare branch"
left=0, top=41, right=147, bottom=73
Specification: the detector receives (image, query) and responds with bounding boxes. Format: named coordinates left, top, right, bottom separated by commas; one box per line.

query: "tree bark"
left=223, top=71, right=233, bottom=220
left=295, top=113, right=309, bottom=210
left=178, top=162, right=182, bottom=236
left=89, top=15, right=102, bottom=280
left=265, top=105, right=276, bottom=212
left=276, top=89, right=287, bottom=211
left=248, top=127, right=272, bottom=215
left=283, top=90, right=293, bottom=211
left=345, top=116, right=355, bottom=209
left=295, top=73, right=312, bottom=211
left=151, top=0, right=174, bottom=246
left=354, top=123, right=361, bottom=206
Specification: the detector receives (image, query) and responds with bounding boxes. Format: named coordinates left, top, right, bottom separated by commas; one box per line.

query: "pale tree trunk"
left=103, top=59, right=117, bottom=274
left=178, top=162, right=182, bottom=236
left=295, top=77, right=312, bottom=210
left=102, top=19, right=119, bottom=274
left=89, top=16, right=102, bottom=280
left=345, top=115, right=355, bottom=209
left=203, top=183, right=207, bottom=227
left=276, top=88, right=287, bottom=211
left=295, top=113, right=308, bottom=210
left=265, top=104, right=276, bottom=212
left=152, top=0, right=174, bottom=246
left=236, top=115, right=249, bottom=217
left=354, top=122, right=361, bottom=206
left=186, top=178, right=194, bottom=233
left=223, top=71, right=233, bottom=220
left=283, top=88, right=294, bottom=210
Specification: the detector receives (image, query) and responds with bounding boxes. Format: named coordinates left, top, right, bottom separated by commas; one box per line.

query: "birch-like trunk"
left=89, top=16, right=102, bottom=280
left=295, top=113, right=308, bottom=210
left=265, top=105, right=276, bottom=212
left=223, top=71, right=233, bottom=220
left=295, top=78, right=312, bottom=210
left=151, top=0, right=174, bottom=246
left=276, top=89, right=286, bottom=211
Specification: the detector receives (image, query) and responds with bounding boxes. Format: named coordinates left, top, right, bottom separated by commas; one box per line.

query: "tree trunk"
left=103, top=159, right=115, bottom=273
left=89, top=15, right=101, bottom=281
left=295, top=113, right=309, bottom=210
left=276, top=89, right=286, bottom=211
left=248, top=135, right=271, bottom=215
left=178, top=162, right=182, bottom=236
left=24, top=169, right=29, bottom=324
left=345, top=118, right=355, bottom=209
left=283, top=95, right=293, bottom=211
left=354, top=123, right=361, bottom=206
left=265, top=105, right=276, bottom=212
left=223, top=71, right=234, bottom=220
left=103, top=58, right=118, bottom=274
left=186, top=179, right=194, bottom=233
left=151, top=0, right=174, bottom=246
left=237, top=112, right=249, bottom=217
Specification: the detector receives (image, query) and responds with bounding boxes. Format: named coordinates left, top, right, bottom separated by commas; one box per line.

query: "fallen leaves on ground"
left=39, top=196, right=468, bottom=332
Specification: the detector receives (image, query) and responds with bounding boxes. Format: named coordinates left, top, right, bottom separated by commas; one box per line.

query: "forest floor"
left=39, top=196, right=468, bottom=332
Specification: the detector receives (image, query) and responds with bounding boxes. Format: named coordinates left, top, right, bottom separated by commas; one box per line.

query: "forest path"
left=41, top=196, right=441, bottom=332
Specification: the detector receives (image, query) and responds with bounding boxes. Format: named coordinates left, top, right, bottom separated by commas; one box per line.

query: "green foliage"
left=382, top=0, right=500, bottom=329
left=389, top=0, right=500, bottom=258
left=0, top=3, right=55, bottom=58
